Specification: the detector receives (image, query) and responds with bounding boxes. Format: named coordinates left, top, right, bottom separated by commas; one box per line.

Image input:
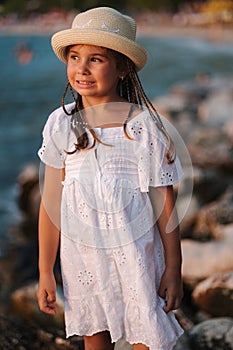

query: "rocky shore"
left=1, top=74, right=233, bottom=349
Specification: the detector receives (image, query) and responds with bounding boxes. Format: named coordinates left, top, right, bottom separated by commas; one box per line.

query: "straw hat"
left=51, top=7, right=147, bottom=71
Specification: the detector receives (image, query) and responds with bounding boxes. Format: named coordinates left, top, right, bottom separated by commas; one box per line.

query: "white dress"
left=38, top=103, right=184, bottom=350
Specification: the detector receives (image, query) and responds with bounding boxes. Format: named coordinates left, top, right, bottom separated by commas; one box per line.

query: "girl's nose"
left=77, top=60, right=89, bottom=74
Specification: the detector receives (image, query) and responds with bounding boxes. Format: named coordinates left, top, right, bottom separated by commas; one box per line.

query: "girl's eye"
left=70, top=55, right=79, bottom=61
left=91, top=57, right=102, bottom=62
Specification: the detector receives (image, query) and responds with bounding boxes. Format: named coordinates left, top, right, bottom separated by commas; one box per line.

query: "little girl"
left=37, top=7, right=184, bottom=350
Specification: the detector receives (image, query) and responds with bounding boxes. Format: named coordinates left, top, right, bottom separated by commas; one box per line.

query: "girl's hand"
left=37, top=272, right=57, bottom=315
left=158, top=267, right=183, bottom=313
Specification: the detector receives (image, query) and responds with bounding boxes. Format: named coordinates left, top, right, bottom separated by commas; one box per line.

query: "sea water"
left=0, top=34, right=233, bottom=240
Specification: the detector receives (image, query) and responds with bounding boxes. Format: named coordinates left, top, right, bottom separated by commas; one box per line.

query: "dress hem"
left=66, top=327, right=120, bottom=343
left=66, top=328, right=183, bottom=350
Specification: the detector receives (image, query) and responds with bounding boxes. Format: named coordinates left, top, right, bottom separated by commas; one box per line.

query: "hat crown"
left=72, top=7, right=136, bottom=41
left=51, top=7, right=147, bottom=70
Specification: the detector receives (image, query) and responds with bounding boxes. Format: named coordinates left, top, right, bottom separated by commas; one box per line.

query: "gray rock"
left=153, top=94, right=187, bottom=119
left=198, top=91, right=233, bottom=126
left=192, top=271, right=233, bottom=317
left=182, top=224, right=233, bottom=287
left=115, top=339, right=132, bottom=350
left=174, top=318, right=233, bottom=350
left=179, top=171, right=231, bottom=239
left=180, top=186, right=233, bottom=241
left=193, top=187, right=233, bottom=239
left=187, top=127, right=233, bottom=172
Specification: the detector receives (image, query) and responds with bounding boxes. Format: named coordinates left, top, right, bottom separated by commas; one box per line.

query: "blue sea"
left=1, top=34, right=233, bottom=242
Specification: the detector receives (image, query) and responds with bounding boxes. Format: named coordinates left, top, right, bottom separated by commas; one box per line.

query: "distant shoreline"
left=1, top=23, right=233, bottom=45
left=137, top=23, right=233, bottom=44
left=0, top=11, right=233, bottom=44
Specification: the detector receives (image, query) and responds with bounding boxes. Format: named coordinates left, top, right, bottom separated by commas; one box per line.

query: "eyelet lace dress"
left=38, top=103, right=184, bottom=350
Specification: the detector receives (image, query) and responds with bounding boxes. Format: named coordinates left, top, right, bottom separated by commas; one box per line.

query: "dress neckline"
left=93, top=109, right=147, bottom=130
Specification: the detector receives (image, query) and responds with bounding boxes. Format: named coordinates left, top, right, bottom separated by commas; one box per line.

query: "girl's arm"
left=37, top=165, right=64, bottom=315
left=149, top=185, right=183, bottom=313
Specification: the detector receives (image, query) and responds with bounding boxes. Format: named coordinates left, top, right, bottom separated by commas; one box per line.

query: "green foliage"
left=1, top=0, right=200, bottom=14
left=127, top=0, right=182, bottom=11
left=72, top=0, right=127, bottom=11
left=3, top=0, right=27, bottom=14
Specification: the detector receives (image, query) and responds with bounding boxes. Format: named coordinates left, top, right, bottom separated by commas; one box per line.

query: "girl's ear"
left=119, top=68, right=129, bottom=80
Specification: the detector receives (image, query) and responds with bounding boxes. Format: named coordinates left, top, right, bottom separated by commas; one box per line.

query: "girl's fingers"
left=38, top=289, right=57, bottom=314
left=163, top=294, right=181, bottom=313
left=47, top=291, right=56, bottom=303
left=158, top=286, right=167, bottom=299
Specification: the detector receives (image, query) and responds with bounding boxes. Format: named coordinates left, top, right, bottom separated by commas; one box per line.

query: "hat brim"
left=51, top=29, right=147, bottom=71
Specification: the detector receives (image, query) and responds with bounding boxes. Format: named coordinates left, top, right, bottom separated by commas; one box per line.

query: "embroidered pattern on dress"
left=130, top=121, right=143, bottom=136
left=136, top=254, right=146, bottom=272
left=77, top=270, right=94, bottom=286
left=38, top=143, right=46, bottom=157
left=128, top=285, right=138, bottom=302
left=78, top=201, right=89, bottom=219
left=100, top=213, right=113, bottom=228
left=149, top=141, right=155, bottom=156
left=160, top=172, right=173, bottom=184
left=113, top=249, right=127, bottom=266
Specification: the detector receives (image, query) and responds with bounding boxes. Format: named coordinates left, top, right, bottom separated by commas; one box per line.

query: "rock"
left=181, top=186, right=233, bottom=241
left=0, top=229, right=39, bottom=296
left=17, top=163, right=40, bottom=219
left=198, top=91, right=233, bottom=126
left=223, top=118, right=233, bottom=146
left=193, top=187, right=233, bottom=239
left=187, top=127, right=233, bottom=172
left=174, top=309, right=194, bottom=331
left=182, top=224, right=233, bottom=288
left=174, top=318, right=233, bottom=350
left=156, top=75, right=233, bottom=126
left=0, top=313, right=84, bottom=350
left=171, top=79, right=209, bottom=103
left=115, top=339, right=132, bottom=350
left=153, top=94, right=187, bottom=119
left=192, top=271, right=233, bottom=317
left=191, top=166, right=229, bottom=204
left=10, top=282, right=64, bottom=329
left=180, top=172, right=233, bottom=240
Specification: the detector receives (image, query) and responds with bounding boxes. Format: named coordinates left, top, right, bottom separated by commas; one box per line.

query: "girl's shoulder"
left=42, top=102, right=75, bottom=136
left=127, top=108, right=167, bottom=144
left=128, top=108, right=150, bottom=125
left=45, top=102, right=74, bottom=127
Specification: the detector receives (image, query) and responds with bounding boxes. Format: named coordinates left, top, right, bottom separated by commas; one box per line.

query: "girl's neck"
left=81, top=96, right=127, bottom=109
left=80, top=100, right=133, bottom=129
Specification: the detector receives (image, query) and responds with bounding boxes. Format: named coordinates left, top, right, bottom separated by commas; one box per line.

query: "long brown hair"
left=62, top=49, right=175, bottom=163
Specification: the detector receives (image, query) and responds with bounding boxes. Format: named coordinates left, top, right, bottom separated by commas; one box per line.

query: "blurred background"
left=0, top=0, right=233, bottom=349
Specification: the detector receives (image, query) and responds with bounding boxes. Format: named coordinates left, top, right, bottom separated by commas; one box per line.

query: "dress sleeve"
left=38, top=107, right=70, bottom=169
left=130, top=112, right=184, bottom=192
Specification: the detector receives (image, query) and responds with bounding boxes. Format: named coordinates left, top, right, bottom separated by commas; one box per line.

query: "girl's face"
left=67, top=45, right=124, bottom=106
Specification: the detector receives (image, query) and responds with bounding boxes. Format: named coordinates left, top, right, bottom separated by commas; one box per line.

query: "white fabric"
left=38, top=104, right=184, bottom=349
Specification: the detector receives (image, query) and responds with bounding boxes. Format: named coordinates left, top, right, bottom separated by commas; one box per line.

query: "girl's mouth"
left=77, top=80, right=95, bottom=86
